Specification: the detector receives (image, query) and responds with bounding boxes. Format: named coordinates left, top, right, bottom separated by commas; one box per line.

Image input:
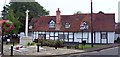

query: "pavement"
left=0, top=43, right=120, bottom=57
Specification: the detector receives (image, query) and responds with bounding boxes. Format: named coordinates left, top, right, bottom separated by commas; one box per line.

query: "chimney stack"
left=56, top=8, right=61, bottom=30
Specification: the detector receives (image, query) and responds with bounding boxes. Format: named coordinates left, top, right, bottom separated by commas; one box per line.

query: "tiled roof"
left=30, top=13, right=115, bottom=32
left=29, top=18, right=39, bottom=26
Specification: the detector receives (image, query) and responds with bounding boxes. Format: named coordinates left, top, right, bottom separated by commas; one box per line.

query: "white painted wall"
left=115, top=34, right=120, bottom=40
left=74, top=32, right=82, bottom=42
left=108, top=32, right=115, bottom=43
left=95, top=32, right=101, bottom=43
left=32, top=31, right=115, bottom=43
left=46, top=32, right=49, bottom=39
left=74, top=32, right=89, bottom=43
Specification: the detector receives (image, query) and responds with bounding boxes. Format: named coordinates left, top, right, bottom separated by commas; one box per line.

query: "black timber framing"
left=63, top=32, right=65, bottom=41
left=45, top=31, right=47, bottom=40
left=73, top=32, right=74, bottom=42
left=49, top=32, right=50, bottom=40
left=87, top=32, right=89, bottom=43
left=68, top=32, right=69, bottom=42
left=94, top=32, right=96, bottom=43
left=81, top=30, right=83, bottom=42
left=58, top=32, right=59, bottom=40
left=54, top=32, right=55, bottom=40
left=62, top=32, right=65, bottom=41
left=100, top=32, right=102, bottom=43
left=106, top=32, right=108, bottom=44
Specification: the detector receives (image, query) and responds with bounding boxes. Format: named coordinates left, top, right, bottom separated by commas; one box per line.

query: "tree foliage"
left=2, top=2, right=49, bottom=33
left=6, top=9, right=22, bottom=34
left=74, top=11, right=82, bottom=14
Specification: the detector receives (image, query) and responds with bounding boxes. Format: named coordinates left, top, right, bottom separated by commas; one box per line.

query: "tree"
left=3, top=2, right=49, bottom=32
left=74, top=11, right=82, bottom=14
left=6, top=9, right=22, bottom=34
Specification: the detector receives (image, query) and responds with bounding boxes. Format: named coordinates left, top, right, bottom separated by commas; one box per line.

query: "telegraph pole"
left=91, top=0, right=94, bottom=47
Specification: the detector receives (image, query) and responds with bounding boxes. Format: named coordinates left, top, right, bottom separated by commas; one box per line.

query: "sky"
left=0, top=0, right=120, bottom=22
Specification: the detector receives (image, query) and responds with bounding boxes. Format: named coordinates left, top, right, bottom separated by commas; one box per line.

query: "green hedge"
left=27, top=42, right=36, bottom=46
left=37, top=39, right=63, bottom=47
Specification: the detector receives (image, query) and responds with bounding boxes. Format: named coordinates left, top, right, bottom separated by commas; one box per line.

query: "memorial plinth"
left=20, top=36, right=32, bottom=45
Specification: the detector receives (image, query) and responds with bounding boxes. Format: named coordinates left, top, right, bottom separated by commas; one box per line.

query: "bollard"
left=11, top=46, right=13, bottom=56
left=41, top=42, right=43, bottom=47
left=55, top=45, right=57, bottom=49
left=13, top=42, right=14, bottom=46
left=37, top=44, right=39, bottom=52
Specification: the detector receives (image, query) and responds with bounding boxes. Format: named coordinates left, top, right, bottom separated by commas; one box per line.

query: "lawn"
left=75, top=44, right=102, bottom=50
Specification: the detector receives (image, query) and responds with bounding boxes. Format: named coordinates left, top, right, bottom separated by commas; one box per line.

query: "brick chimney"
left=56, top=8, right=61, bottom=30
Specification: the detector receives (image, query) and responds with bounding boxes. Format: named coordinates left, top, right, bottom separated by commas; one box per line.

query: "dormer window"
left=65, top=23, right=70, bottom=28
left=80, top=21, right=88, bottom=30
left=49, top=20, right=55, bottom=28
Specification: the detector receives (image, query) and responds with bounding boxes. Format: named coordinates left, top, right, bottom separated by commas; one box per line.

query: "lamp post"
left=1, top=6, right=7, bottom=55
left=90, top=0, right=94, bottom=47
left=1, top=24, right=4, bottom=55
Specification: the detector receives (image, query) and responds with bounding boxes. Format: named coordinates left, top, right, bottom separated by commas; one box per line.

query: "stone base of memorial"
left=20, top=36, right=32, bottom=46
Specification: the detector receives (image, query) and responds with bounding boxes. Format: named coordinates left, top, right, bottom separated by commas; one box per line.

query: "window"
left=58, top=34, right=68, bottom=41
left=50, top=32, right=54, bottom=36
left=101, top=32, right=107, bottom=39
left=59, top=34, right=64, bottom=40
left=80, top=21, right=88, bottom=30
left=64, top=34, right=68, bottom=40
left=65, top=23, right=70, bottom=28
left=38, top=34, right=46, bottom=40
left=49, top=20, right=55, bottom=28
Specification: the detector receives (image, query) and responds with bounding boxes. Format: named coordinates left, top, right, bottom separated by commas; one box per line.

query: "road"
left=82, top=47, right=119, bottom=55
left=60, top=47, right=120, bottom=57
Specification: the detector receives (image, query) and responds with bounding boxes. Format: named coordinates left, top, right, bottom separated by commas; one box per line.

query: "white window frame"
left=49, top=20, right=55, bottom=28
left=65, top=23, right=70, bottom=28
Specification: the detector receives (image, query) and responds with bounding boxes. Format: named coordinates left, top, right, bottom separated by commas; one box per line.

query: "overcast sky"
left=0, top=0, right=120, bottom=22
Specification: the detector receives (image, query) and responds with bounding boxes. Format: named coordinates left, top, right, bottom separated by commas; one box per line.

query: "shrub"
left=35, top=39, right=64, bottom=47
left=55, top=40, right=63, bottom=46
left=43, top=40, right=51, bottom=46
left=114, top=37, right=120, bottom=43
left=75, top=45, right=79, bottom=49
left=31, top=42, right=36, bottom=45
left=114, top=40, right=117, bottom=43
left=49, top=40, right=56, bottom=46
left=38, top=38, right=44, bottom=43
left=27, top=42, right=36, bottom=46
left=27, top=42, right=31, bottom=46
left=33, top=39, right=38, bottom=43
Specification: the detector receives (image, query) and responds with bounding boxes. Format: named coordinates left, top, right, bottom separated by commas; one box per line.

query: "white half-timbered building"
left=29, top=8, right=115, bottom=44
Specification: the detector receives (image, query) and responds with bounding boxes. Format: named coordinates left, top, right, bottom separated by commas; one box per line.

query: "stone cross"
left=25, top=10, right=29, bottom=37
